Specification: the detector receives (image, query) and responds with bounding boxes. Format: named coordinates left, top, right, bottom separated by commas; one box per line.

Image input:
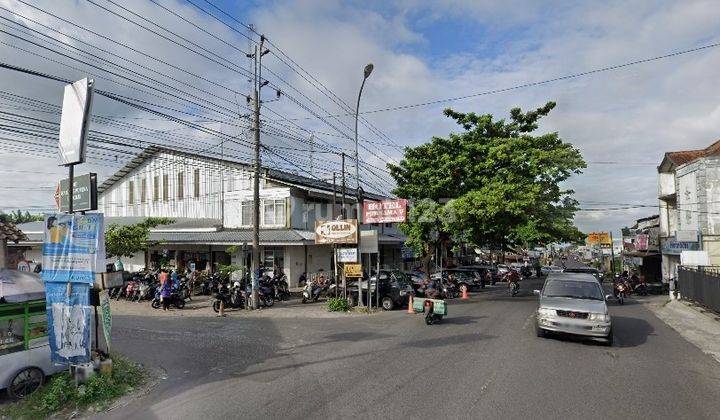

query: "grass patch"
left=0, top=355, right=145, bottom=419
left=327, top=297, right=349, bottom=312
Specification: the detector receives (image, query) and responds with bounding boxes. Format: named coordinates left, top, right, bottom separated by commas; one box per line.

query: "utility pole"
left=309, top=133, right=315, bottom=178
left=354, top=64, right=373, bottom=308
left=341, top=152, right=346, bottom=218
left=249, top=35, right=269, bottom=309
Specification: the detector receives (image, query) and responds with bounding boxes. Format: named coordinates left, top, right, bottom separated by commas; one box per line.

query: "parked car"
left=347, top=270, right=414, bottom=310
left=457, top=265, right=500, bottom=284
left=534, top=273, right=613, bottom=346
left=496, top=264, right=511, bottom=275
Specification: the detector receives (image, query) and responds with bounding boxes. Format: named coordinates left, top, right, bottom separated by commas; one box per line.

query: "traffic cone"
left=407, top=295, right=414, bottom=314
left=461, top=286, right=469, bottom=300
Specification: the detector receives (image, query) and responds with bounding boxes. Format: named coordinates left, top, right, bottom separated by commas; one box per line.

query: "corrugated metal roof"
left=148, top=229, right=315, bottom=245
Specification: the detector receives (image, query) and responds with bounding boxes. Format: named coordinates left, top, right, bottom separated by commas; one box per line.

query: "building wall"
left=658, top=172, right=676, bottom=197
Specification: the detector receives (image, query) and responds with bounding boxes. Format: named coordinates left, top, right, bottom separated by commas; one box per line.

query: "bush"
left=0, top=354, right=146, bottom=419
left=327, top=297, right=349, bottom=312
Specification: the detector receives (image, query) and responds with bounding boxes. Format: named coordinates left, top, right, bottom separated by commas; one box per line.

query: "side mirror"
left=533, top=289, right=541, bottom=296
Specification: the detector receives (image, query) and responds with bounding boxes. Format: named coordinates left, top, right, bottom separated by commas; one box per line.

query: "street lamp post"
left=354, top=63, right=373, bottom=307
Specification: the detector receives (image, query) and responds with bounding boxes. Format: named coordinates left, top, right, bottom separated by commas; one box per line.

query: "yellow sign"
left=344, top=263, right=363, bottom=278
left=587, top=232, right=611, bottom=246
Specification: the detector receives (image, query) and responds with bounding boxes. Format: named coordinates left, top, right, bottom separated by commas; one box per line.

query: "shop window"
left=162, top=174, right=169, bottom=202
left=263, top=248, right=285, bottom=274
left=193, top=169, right=200, bottom=198
left=153, top=175, right=160, bottom=202
left=141, top=178, right=147, bottom=203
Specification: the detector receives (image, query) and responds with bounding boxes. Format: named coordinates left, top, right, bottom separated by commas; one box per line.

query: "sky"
left=1, top=0, right=720, bottom=236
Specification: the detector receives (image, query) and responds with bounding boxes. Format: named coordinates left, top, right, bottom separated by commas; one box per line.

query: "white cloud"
left=0, top=0, right=719, bottom=235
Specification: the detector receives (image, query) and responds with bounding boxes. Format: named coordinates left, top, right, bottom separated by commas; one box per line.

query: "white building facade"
left=96, top=147, right=406, bottom=286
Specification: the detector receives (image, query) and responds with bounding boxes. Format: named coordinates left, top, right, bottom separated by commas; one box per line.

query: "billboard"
left=58, top=173, right=97, bottom=212
left=363, top=199, right=408, bottom=224
left=58, top=78, right=93, bottom=166
left=586, top=232, right=611, bottom=246
left=635, top=234, right=649, bottom=251
left=315, top=219, right=358, bottom=244
left=41, top=213, right=105, bottom=284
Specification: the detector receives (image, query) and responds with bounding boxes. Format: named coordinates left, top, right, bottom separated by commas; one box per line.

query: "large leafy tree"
left=389, top=102, right=585, bottom=253
left=105, top=217, right=175, bottom=260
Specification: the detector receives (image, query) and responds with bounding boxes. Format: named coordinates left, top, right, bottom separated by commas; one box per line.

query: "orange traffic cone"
left=461, top=286, right=469, bottom=300
left=407, top=295, right=414, bottom=314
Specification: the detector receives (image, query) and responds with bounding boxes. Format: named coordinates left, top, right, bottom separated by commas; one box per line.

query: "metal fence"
left=678, top=267, right=720, bottom=313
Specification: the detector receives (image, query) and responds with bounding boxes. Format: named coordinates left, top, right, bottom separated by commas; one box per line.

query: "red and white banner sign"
left=363, top=199, right=408, bottom=224
left=635, top=234, right=649, bottom=251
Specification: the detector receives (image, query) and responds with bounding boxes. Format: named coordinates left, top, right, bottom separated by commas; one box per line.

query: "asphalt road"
left=103, top=275, right=720, bottom=420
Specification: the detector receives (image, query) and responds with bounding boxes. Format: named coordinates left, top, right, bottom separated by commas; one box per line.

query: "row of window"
left=127, top=170, right=202, bottom=204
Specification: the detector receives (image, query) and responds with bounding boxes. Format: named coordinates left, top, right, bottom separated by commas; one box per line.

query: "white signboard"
left=58, top=78, right=94, bottom=165
left=336, top=248, right=358, bottom=263
left=676, top=230, right=698, bottom=242
left=680, top=250, right=709, bottom=266
left=359, top=230, right=378, bottom=254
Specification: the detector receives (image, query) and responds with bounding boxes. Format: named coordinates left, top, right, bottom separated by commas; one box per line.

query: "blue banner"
left=41, top=213, right=104, bottom=284
left=45, top=282, right=91, bottom=364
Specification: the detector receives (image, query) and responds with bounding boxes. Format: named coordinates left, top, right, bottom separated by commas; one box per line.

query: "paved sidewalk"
left=641, top=295, right=720, bottom=363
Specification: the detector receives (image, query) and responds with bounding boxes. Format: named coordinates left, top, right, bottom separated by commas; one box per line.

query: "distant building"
left=621, top=215, right=661, bottom=281
left=657, top=140, right=720, bottom=280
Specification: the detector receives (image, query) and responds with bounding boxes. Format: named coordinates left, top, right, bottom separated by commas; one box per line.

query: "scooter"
left=423, top=299, right=445, bottom=325
left=615, top=282, right=626, bottom=305
left=213, top=282, right=245, bottom=312
left=510, top=281, right=519, bottom=296
left=151, top=288, right=186, bottom=309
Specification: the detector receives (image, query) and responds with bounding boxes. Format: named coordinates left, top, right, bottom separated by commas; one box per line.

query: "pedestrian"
left=160, top=277, right=172, bottom=311
left=171, top=269, right=180, bottom=289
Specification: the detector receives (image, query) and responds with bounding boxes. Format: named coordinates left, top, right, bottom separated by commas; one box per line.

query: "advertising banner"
left=100, top=290, right=112, bottom=351
left=336, top=248, right=358, bottom=263
left=45, top=282, right=91, bottom=364
left=363, top=199, right=408, bottom=224
left=587, top=232, right=611, bottom=246
left=344, top=263, right=362, bottom=278
left=41, top=213, right=105, bottom=284
left=635, top=234, right=649, bottom=251
left=315, top=219, right=358, bottom=244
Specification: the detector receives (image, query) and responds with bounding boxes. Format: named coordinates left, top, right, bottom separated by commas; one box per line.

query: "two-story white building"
left=15, top=146, right=405, bottom=286
left=657, top=140, right=720, bottom=280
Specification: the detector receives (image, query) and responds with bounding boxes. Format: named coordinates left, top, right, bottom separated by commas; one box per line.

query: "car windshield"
left=543, top=280, right=603, bottom=300
left=391, top=271, right=413, bottom=285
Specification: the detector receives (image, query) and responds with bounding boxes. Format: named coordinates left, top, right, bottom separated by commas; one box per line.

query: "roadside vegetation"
left=0, top=355, right=146, bottom=419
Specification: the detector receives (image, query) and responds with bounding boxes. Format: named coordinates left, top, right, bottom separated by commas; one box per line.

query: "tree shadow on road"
left=611, top=316, right=655, bottom=348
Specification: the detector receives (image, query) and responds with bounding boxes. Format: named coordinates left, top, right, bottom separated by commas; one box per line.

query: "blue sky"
left=1, top=0, right=720, bottom=235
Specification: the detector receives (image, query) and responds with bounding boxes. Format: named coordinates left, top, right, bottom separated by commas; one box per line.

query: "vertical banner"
left=45, top=282, right=92, bottom=364
left=100, top=290, right=112, bottom=352
left=41, top=213, right=104, bottom=284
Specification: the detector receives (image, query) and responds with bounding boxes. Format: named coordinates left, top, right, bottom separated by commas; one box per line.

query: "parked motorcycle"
left=272, top=275, right=291, bottom=301
left=151, top=288, right=186, bottom=309
left=213, top=282, right=245, bottom=312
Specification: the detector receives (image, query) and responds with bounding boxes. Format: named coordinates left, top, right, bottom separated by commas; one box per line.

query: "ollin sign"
left=315, top=219, right=358, bottom=244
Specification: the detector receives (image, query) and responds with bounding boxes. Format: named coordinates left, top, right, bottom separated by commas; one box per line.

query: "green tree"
left=398, top=198, right=447, bottom=278
left=105, top=217, right=174, bottom=260
left=389, top=102, right=586, bottom=252
left=0, top=210, right=44, bottom=224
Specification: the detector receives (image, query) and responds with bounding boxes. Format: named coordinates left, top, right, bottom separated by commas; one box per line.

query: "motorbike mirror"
left=532, top=289, right=541, bottom=296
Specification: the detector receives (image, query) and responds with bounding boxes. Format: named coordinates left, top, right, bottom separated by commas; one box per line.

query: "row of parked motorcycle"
left=612, top=273, right=648, bottom=304
left=107, top=270, right=291, bottom=312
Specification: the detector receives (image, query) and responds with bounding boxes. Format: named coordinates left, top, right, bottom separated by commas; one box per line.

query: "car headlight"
left=588, top=313, right=610, bottom=322
left=537, top=308, right=554, bottom=317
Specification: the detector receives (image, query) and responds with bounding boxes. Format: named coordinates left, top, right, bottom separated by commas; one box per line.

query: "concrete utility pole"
left=341, top=152, right=346, bottom=218
left=249, top=35, right=269, bottom=309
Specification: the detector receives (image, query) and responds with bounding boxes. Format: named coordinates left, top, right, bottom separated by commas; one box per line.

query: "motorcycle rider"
left=423, top=277, right=441, bottom=299
left=507, top=269, right=520, bottom=292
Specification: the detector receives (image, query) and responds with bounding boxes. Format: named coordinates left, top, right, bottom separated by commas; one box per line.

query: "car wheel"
left=381, top=297, right=394, bottom=311
left=536, top=324, right=546, bottom=338
left=7, top=367, right=44, bottom=399
left=605, top=330, right=614, bottom=347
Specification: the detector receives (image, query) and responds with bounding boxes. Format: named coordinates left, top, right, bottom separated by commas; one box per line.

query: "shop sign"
left=587, top=232, right=611, bottom=246
left=401, top=246, right=415, bottom=260
left=58, top=173, right=97, bottom=212
left=344, top=263, right=363, bottom=278
left=336, top=248, right=358, bottom=263
left=363, top=199, right=408, bottom=223
left=676, top=230, right=698, bottom=242
left=315, top=219, right=358, bottom=244
left=662, top=238, right=699, bottom=255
